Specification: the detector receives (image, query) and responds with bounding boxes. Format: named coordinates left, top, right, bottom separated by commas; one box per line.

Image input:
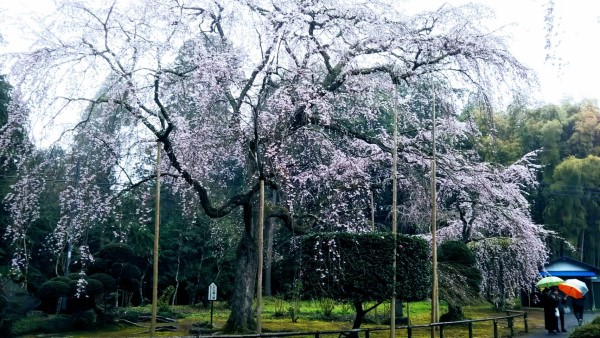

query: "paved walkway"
left=523, top=310, right=599, bottom=337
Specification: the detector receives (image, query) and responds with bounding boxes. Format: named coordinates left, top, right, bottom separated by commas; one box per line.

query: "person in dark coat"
left=554, top=289, right=567, bottom=332
left=542, top=288, right=559, bottom=334
left=572, top=296, right=585, bottom=325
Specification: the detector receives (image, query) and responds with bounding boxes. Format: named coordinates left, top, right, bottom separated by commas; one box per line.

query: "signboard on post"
left=208, top=282, right=217, bottom=301
left=208, top=282, right=217, bottom=328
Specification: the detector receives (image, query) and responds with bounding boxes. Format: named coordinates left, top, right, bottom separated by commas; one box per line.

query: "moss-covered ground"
left=16, top=298, right=547, bottom=337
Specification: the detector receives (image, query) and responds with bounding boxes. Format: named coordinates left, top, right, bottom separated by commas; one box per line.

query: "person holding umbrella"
left=558, top=279, right=589, bottom=326
left=536, top=276, right=564, bottom=335
left=542, top=287, right=560, bottom=334
left=553, top=288, right=568, bottom=332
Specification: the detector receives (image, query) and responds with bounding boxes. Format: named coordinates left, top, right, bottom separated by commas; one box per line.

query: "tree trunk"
left=224, top=231, right=258, bottom=332
left=139, top=270, right=146, bottom=306
left=264, top=217, right=274, bottom=297
left=351, top=300, right=367, bottom=337
left=172, top=251, right=181, bottom=306
left=264, top=191, right=279, bottom=297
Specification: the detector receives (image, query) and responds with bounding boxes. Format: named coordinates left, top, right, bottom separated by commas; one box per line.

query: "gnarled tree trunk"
left=224, top=229, right=258, bottom=332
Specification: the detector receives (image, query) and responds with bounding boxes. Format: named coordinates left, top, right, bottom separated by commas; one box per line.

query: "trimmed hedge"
left=10, top=315, right=72, bottom=336
left=300, top=232, right=431, bottom=303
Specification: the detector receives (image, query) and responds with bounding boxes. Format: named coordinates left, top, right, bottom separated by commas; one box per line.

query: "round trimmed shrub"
left=37, top=281, right=70, bottom=313
left=37, top=281, right=70, bottom=300
left=84, top=278, right=104, bottom=297
left=50, top=276, right=72, bottom=284
left=89, top=273, right=117, bottom=292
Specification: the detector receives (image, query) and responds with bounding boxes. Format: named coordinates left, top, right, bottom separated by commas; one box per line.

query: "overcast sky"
left=1, top=0, right=599, bottom=106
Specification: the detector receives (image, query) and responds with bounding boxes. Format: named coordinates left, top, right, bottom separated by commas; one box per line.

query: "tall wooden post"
left=256, top=178, right=265, bottom=333
left=150, top=142, right=161, bottom=336
left=390, top=84, right=399, bottom=338
left=430, top=83, right=439, bottom=337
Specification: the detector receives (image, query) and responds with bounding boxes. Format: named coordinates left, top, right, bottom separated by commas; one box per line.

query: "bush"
left=50, top=276, right=72, bottom=284
left=301, top=232, right=431, bottom=303
left=158, top=285, right=176, bottom=313
left=0, top=314, right=18, bottom=337
left=439, top=304, right=464, bottom=322
left=90, top=273, right=117, bottom=292
left=10, top=315, right=72, bottom=336
left=37, top=280, right=70, bottom=313
left=272, top=296, right=285, bottom=317
left=37, top=281, right=70, bottom=299
left=319, top=298, right=335, bottom=318
left=569, top=324, right=600, bottom=338
left=71, top=309, right=97, bottom=330
left=0, top=294, right=7, bottom=313
left=288, top=300, right=300, bottom=323
left=118, top=309, right=141, bottom=322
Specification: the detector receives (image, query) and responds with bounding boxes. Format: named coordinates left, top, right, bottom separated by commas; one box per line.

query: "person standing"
left=555, top=289, right=567, bottom=332
left=572, top=296, right=585, bottom=325
left=542, top=288, right=560, bottom=334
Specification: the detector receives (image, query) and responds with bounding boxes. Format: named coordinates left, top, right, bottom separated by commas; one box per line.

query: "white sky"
left=0, top=0, right=599, bottom=106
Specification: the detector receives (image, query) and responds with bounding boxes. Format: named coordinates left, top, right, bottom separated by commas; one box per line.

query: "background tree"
left=544, top=156, right=600, bottom=262
left=470, top=99, right=600, bottom=266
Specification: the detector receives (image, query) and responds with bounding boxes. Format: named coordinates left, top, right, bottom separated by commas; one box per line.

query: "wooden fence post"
left=493, top=319, right=498, bottom=338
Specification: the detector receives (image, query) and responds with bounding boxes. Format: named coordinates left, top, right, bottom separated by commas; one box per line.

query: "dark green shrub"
left=569, top=324, right=600, bottom=338
left=158, top=285, right=175, bottom=312
left=96, top=243, right=136, bottom=263
left=301, top=232, right=431, bottom=302
left=67, top=273, right=81, bottom=280
left=84, top=278, right=104, bottom=297
left=37, top=280, right=70, bottom=313
left=438, top=240, right=481, bottom=321
left=439, top=304, right=464, bottom=322
left=89, top=273, right=117, bottom=292
left=119, top=309, right=141, bottom=322
left=0, top=294, right=7, bottom=312
left=591, top=316, right=600, bottom=325
left=71, top=309, right=96, bottom=330
left=50, top=276, right=72, bottom=284
left=0, top=314, right=17, bottom=337
left=10, top=315, right=72, bottom=336
left=38, top=280, right=70, bottom=299
left=300, top=232, right=430, bottom=329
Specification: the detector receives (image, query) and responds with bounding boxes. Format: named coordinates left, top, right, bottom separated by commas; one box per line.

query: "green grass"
left=15, top=299, right=548, bottom=338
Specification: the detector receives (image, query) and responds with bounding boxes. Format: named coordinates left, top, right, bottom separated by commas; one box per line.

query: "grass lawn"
left=17, top=299, right=548, bottom=338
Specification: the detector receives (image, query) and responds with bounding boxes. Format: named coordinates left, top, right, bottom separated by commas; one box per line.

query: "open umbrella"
left=536, top=276, right=564, bottom=289
left=558, top=279, right=588, bottom=299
